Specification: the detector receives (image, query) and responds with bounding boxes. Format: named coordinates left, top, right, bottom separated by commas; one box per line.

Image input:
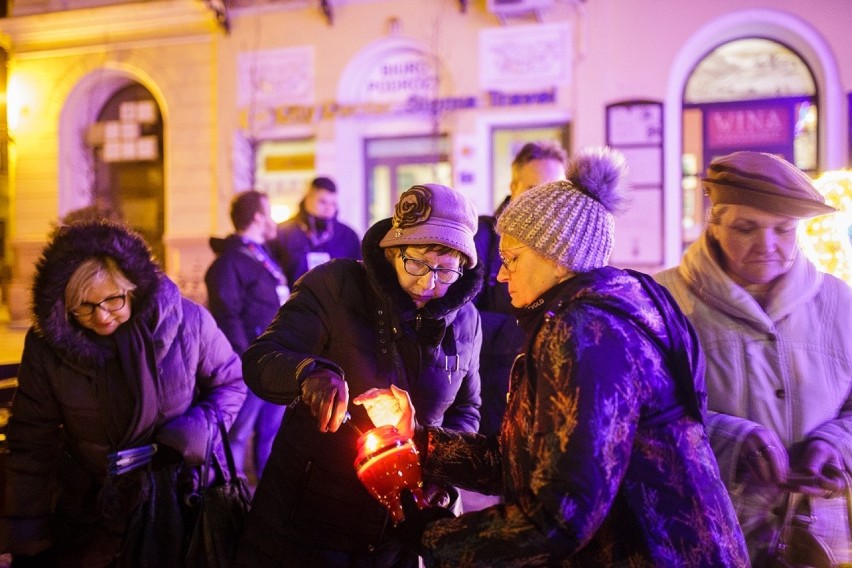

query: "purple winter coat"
left=4, top=222, right=245, bottom=560
left=413, top=267, right=750, bottom=567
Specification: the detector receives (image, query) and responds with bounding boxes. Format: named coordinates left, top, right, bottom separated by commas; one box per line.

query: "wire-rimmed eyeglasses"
left=401, top=255, right=462, bottom=285
left=70, top=294, right=127, bottom=317
left=498, top=246, right=527, bottom=274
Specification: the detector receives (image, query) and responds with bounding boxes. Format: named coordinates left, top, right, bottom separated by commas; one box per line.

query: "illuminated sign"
left=706, top=105, right=791, bottom=148
left=238, top=88, right=557, bottom=130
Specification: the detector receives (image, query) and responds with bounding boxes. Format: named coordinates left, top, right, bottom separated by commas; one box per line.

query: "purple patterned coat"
left=414, top=267, right=749, bottom=567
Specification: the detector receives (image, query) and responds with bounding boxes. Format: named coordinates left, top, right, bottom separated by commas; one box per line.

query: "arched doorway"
left=663, top=8, right=843, bottom=265
left=89, top=83, right=165, bottom=263
left=59, top=73, right=166, bottom=265
left=680, top=38, right=817, bottom=248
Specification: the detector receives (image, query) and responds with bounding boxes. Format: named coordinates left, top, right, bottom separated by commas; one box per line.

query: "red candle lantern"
left=354, top=425, right=425, bottom=523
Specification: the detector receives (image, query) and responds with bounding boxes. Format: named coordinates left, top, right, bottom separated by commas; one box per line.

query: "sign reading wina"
left=706, top=105, right=792, bottom=148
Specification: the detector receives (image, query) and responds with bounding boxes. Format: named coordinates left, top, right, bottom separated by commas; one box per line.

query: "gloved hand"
left=393, top=488, right=455, bottom=556
left=12, top=547, right=57, bottom=567
left=301, top=368, right=348, bottom=433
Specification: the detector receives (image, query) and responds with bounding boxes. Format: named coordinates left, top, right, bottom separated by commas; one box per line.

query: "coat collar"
left=361, top=218, right=483, bottom=322
left=678, top=233, right=822, bottom=327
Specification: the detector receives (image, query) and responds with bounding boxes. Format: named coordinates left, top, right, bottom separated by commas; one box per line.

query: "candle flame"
left=364, top=432, right=380, bottom=454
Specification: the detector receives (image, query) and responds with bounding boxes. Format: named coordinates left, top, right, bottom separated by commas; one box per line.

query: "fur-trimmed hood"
left=361, top=218, right=483, bottom=321
left=31, top=221, right=167, bottom=368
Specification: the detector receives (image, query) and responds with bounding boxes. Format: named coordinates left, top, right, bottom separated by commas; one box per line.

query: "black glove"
left=12, top=547, right=57, bottom=568
left=300, top=368, right=348, bottom=433
left=393, top=488, right=455, bottom=555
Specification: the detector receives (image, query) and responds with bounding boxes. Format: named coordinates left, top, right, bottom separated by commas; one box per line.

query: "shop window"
left=253, top=139, right=317, bottom=223
left=489, top=123, right=569, bottom=211
left=365, top=134, right=451, bottom=227
left=681, top=38, right=817, bottom=248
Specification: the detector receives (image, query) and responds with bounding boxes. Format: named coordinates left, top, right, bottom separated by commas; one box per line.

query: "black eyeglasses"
left=401, top=255, right=462, bottom=285
left=70, top=294, right=127, bottom=317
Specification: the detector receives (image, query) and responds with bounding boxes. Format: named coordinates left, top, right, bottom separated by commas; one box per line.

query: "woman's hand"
left=352, top=384, right=415, bottom=439
left=301, top=369, right=348, bottom=433
left=738, top=427, right=789, bottom=486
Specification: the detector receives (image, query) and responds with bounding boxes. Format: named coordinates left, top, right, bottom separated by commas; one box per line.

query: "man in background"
left=205, top=190, right=289, bottom=481
left=474, top=140, right=568, bottom=435
left=274, top=176, right=361, bottom=284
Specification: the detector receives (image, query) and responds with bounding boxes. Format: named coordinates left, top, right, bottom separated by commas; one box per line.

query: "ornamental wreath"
left=393, top=186, right=432, bottom=228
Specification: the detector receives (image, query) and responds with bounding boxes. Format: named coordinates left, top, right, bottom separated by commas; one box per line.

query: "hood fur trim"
left=31, top=221, right=164, bottom=367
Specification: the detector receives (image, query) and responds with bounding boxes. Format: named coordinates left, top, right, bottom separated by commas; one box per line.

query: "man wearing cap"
left=235, top=184, right=484, bottom=568
left=656, top=151, right=852, bottom=563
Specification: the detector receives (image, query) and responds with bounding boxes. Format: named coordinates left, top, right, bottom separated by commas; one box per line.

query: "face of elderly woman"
left=497, top=234, right=566, bottom=308
left=708, top=203, right=799, bottom=288
left=71, top=275, right=132, bottom=336
left=392, top=246, right=463, bottom=309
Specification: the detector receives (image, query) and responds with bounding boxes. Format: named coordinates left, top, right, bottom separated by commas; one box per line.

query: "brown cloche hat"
left=703, top=151, right=836, bottom=218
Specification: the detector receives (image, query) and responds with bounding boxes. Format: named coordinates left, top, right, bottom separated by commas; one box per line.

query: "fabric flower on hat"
left=393, top=186, right=433, bottom=229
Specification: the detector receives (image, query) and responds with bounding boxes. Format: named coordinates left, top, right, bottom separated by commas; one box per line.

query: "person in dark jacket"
left=205, top=190, right=288, bottom=480
left=4, top=221, right=246, bottom=567
left=473, top=140, right=567, bottom=436
left=355, top=147, right=750, bottom=567
left=273, top=176, right=361, bottom=284
left=234, top=183, right=484, bottom=568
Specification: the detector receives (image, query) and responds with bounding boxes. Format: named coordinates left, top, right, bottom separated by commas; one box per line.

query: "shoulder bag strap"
left=199, top=409, right=241, bottom=490
left=215, top=408, right=241, bottom=482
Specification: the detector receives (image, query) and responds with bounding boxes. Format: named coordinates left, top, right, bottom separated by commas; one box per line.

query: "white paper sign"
left=479, top=23, right=572, bottom=90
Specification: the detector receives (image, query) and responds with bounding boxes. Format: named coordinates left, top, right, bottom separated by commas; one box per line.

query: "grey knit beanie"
left=496, top=146, right=627, bottom=272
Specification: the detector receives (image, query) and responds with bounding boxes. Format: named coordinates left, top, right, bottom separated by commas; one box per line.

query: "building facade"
left=0, top=0, right=850, bottom=324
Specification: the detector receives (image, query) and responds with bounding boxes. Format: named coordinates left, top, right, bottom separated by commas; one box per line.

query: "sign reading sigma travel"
left=237, top=40, right=559, bottom=131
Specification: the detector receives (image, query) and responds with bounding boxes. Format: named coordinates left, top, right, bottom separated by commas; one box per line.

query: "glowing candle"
left=354, top=425, right=425, bottom=523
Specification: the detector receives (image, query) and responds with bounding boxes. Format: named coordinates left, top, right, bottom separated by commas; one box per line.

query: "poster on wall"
left=605, top=100, right=664, bottom=267
left=479, top=22, right=572, bottom=90
left=237, top=46, right=316, bottom=135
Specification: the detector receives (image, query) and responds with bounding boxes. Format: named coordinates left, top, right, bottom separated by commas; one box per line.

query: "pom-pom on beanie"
left=496, top=146, right=627, bottom=272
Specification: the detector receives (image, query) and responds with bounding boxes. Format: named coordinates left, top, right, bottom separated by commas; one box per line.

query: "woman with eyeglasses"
left=235, top=184, right=484, bottom=568
left=5, top=221, right=246, bottom=566
left=354, top=148, right=749, bottom=566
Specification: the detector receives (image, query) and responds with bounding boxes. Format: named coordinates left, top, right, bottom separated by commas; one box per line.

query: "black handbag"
left=760, top=469, right=852, bottom=568
left=183, top=410, right=252, bottom=568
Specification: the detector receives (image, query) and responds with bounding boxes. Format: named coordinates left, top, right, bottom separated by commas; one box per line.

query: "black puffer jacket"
left=5, top=222, right=245, bottom=556
left=237, top=218, right=483, bottom=562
